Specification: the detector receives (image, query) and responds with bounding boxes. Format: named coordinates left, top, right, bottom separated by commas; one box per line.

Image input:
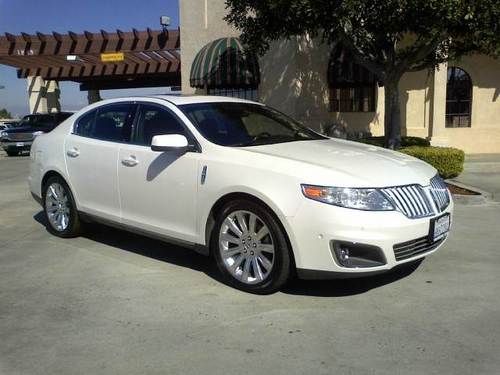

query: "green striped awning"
left=190, top=37, right=260, bottom=89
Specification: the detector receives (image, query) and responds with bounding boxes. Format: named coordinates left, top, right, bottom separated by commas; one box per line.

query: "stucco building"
left=180, top=0, right=500, bottom=153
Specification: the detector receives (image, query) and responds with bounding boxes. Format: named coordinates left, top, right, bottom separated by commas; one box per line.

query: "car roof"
left=151, top=95, right=260, bottom=106
left=85, top=95, right=262, bottom=108
left=24, top=111, right=74, bottom=117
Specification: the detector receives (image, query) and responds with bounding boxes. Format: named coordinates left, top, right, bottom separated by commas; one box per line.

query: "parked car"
left=0, top=120, right=19, bottom=131
left=28, top=96, right=453, bottom=293
left=0, top=112, right=72, bottom=156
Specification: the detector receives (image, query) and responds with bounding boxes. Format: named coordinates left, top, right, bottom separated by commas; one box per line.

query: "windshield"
left=18, top=115, right=55, bottom=128
left=179, top=102, right=325, bottom=147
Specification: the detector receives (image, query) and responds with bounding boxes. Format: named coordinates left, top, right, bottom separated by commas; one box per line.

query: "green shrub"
left=399, top=146, right=465, bottom=179
left=400, top=136, right=431, bottom=147
left=359, top=136, right=430, bottom=147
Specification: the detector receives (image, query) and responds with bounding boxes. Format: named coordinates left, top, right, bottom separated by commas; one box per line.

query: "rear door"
left=65, top=102, right=136, bottom=221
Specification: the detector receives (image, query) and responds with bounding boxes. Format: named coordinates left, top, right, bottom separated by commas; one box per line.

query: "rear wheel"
left=211, top=200, right=292, bottom=294
left=42, top=176, right=82, bottom=237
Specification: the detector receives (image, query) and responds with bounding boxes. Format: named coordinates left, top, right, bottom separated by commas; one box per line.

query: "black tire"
left=6, top=150, right=19, bottom=156
left=211, top=199, right=292, bottom=294
left=42, top=175, right=82, bottom=238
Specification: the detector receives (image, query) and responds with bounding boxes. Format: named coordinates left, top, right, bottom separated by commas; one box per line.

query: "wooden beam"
left=1, top=29, right=180, bottom=57
left=21, top=32, right=31, bottom=43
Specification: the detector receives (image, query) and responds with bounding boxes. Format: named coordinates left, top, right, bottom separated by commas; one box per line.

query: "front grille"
left=6, top=133, right=34, bottom=141
left=393, top=235, right=445, bottom=261
left=430, top=175, right=450, bottom=211
left=380, top=174, right=451, bottom=219
left=381, top=185, right=434, bottom=218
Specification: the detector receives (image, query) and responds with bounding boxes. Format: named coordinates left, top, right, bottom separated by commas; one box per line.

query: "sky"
left=0, top=0, right=180, bottom=117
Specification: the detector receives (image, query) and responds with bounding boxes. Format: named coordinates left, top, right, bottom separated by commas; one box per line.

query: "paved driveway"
left=453, top=154, right=500, bottom=201
left=1, top=154, right=499, bottom=375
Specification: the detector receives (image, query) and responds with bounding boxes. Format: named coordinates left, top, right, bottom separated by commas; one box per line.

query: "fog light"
left=339, top=247, right=350, bottom=261
left=331, top=241, right=386, bottom=268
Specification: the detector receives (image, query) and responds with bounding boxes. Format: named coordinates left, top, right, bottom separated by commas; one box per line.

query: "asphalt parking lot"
left=1, top=153, right=499, bottom=375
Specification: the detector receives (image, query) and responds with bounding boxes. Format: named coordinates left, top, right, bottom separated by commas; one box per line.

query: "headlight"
left=301, top=184, right=394, bottom=211
left=32, top=131, right=44, bottom=137
left=0, top=131, right=7, bottom=138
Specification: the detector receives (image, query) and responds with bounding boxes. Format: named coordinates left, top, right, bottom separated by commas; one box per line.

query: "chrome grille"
left=381, top=175, right=450, bottom=219
left=381, top=185, right=434, bottom=219
left=430, top=175, right=450, bottom=211
left=393, top=235, right=445, bottom=261
left=6, top=133, right=34, bottom=141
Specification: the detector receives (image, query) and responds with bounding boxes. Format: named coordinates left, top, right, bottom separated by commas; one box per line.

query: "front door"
left=118, top=102, right=200, bottom=243
left=65, top=102, right=136, bottom=221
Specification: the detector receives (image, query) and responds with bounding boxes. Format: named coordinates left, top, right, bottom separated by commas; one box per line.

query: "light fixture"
left=66, top=55, right=83, bottom=62
left=160, top=15, right=170, bottom=30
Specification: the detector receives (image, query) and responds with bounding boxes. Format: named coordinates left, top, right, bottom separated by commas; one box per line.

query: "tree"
left=225, top=0, right=500, bottom=148
left=0, top=108, right=12, bottom=119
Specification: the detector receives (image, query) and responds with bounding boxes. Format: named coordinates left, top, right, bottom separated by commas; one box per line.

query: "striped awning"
left=190, top=37, right=260, bottom=88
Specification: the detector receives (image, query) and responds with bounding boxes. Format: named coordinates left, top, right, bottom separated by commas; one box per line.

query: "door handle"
left=66, top=148, right=80, bottom=158
left=121, top=155, right=138, bottom=167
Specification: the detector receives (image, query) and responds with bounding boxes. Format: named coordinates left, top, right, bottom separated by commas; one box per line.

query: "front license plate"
left=16, top=142, right=25, bottom=147
left=430, top=213, right=450, bottom=242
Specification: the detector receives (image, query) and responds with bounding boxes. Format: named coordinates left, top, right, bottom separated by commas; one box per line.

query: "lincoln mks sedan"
left=28, top=95, right=452, bottom=293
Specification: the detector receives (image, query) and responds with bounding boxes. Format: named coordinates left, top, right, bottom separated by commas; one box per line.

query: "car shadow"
left=33, top=211, right=224, bottom=283
left=283, top=260, right=422, bottom=297
left=33, top=211, right=422, bottom=297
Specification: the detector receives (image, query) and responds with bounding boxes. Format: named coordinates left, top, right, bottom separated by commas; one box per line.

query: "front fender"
left=196, top=184, right=302, bottom=264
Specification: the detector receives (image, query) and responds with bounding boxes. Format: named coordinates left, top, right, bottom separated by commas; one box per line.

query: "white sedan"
left=28, top=96, right=452, bottom=293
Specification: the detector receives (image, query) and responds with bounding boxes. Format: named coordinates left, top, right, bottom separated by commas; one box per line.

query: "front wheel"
left=42, top=176, right=82, bottom=237
left=6, top=150, right=19, bottom=156
left=211, top=200, right=292, bottom=294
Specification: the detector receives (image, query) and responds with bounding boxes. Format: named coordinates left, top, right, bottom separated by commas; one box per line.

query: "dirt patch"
left=446, top=182, right=481, bottom=196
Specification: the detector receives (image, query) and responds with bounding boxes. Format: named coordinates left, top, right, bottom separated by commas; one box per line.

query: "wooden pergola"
left=0, top=28, right=181, bottom=90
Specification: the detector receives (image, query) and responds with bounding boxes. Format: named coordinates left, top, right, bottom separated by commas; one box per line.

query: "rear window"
left=18, top=113, right=72, bottom=130
left=19, top=115, right=55, bottom=128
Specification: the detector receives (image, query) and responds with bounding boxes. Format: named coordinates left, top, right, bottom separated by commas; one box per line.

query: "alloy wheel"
left=218, top=210, right=275, bottom=284
left=45, top=182, right=71, bottom=232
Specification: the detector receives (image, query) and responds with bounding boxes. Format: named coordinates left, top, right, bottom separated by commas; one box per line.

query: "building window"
left=446, top=67, right=472, bottom=128
left=328, top=48, right=377, bottom=112
left=329, top=86, right=376, bottom=112
left=207, top=87, right=258, bottom=101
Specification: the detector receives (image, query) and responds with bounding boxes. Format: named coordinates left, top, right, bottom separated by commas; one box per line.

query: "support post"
left=87, top=89, right=102, bottom=104
left=27, top=76, right=60, bottom=114
left=429, top=63, right=448, bottom=146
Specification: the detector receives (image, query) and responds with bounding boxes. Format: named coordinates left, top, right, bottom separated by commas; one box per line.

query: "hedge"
left=399, top=146, right=465, bottom=179
left=360, top=136, right=430, bottom=148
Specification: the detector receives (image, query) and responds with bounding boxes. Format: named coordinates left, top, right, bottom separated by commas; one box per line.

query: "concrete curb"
left=446, top=179, right=496, bottom=205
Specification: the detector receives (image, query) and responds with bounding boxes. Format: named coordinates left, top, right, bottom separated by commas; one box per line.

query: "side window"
left=74, top=110, right=96, bottom=137
left=134, top=105, right=187, bottom=146
left=92, top=104, right=135, bottom=142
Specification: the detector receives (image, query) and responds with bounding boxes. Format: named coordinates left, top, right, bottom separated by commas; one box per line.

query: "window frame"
left=445, top=66, right=473, bottom=128
left=329, top=86, right=377, bottom=113
left=130, top=101, right=201, bottom=152
left=327, top=48, right=378, bottom=113
left=73, top=102, right=138, bottom=144
left=206, top=87, right=259, bottom=101
left=73, top=109, right=97, bottom=137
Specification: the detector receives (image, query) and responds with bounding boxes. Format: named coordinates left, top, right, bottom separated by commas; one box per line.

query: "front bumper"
left=287, top=198, right=453, bottom=279
left=1, top=140, right=33, bottom=152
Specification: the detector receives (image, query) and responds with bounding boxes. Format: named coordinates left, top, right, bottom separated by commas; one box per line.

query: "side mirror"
left=151, top=134, right=193, bottom=152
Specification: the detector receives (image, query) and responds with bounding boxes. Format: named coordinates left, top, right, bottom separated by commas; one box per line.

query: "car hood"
left=240, top=138, right=436, bottom=187
left=3, top=126, right=40, bottom=134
